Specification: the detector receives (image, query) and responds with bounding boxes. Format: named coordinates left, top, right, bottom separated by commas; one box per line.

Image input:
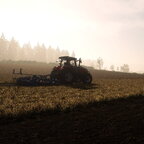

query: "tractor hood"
left=79, top=66, right=90, bottom=73
left=53, top=66, right=62, bottom=71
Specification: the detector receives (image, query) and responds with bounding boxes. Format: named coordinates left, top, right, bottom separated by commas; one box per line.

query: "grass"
left=0, top=61, right=144, bottom=143
left=0, top=79, right=144, bottom=117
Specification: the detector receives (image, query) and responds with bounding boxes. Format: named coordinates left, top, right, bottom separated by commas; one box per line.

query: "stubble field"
left=0, top=61, right=144, bottom=144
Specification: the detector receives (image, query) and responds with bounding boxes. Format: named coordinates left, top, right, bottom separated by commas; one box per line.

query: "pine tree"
left=0, top=33, right=8, bottom=60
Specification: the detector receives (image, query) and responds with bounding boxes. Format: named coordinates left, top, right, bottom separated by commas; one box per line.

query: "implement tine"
left=13, top=69, right=15, bottom=74
left=20, top=68, right=22, bottom=75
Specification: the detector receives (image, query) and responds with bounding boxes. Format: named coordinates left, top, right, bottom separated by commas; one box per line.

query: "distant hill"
left=82, top=64, right=144, bottom=79
left=90, top=69, right=144, bottom=79
left=0, top=60, right=56, bottom=82
left=0, top=60, right=144, bottom=82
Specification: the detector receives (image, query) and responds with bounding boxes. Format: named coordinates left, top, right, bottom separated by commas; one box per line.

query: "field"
left=0, top=61, right=144, bottom=144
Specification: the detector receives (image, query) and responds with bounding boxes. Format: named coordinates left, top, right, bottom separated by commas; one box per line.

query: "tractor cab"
left=58, top=56, right=82, bottom=67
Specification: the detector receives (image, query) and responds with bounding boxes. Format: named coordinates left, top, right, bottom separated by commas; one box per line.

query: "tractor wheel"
left=82, top=73, right=92, bottom=84
left=63, top=72, right=73, bottom=83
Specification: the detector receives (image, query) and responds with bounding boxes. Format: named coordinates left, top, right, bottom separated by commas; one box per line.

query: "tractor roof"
left=59, top=56, right=77, bottom=61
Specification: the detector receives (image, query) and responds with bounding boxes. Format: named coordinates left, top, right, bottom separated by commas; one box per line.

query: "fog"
left=0, top=34, right=70, bottom=63
left=0, top=0, right=144, bottom=72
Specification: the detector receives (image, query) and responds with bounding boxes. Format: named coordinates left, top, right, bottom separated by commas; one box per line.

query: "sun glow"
left=0, top=0, right=144, bottom=72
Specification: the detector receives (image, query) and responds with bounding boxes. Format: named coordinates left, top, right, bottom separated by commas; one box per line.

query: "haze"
left=0, top=0, right=144, bottom=72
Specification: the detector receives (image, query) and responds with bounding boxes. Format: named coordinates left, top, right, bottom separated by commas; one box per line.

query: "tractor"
left=50, top=56, right=92, bottom=84
left=13, top=56, right=92, bottom=85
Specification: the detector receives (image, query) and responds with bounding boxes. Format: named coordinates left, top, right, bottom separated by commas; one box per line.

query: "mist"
left=0, top=34, right=70, bottom=63
left=0, top=33, right=135, bottom=73
left=0, top=0, right=144, bottom=73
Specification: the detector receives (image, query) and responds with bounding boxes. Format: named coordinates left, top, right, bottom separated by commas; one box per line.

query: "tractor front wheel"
left=82, top=73, right=92, bottom=84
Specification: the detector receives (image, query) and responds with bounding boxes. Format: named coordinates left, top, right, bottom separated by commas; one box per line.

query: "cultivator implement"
left=13, top=68, right=54, bottom=86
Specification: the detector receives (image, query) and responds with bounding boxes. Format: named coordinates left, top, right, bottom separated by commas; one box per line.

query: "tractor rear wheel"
left=63, top=72, right=73, bottom=83
left=82, top=73, right=92, bottom=84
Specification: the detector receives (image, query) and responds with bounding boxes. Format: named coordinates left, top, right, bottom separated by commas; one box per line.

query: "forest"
left=0, top=33, right=71, bottom=63
left=0, top=33, right=130, bottom=72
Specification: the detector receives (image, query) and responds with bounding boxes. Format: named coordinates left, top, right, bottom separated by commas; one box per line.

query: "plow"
left=13, top=69, right=52, bottom=86
left=13, top=56, right=92, bottom=86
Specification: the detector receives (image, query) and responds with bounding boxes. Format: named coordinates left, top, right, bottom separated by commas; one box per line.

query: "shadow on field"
left=0, top=94, right=144, bottom=144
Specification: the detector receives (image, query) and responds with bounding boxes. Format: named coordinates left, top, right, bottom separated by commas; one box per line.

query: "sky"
left=0, top=0, right=144, bottom=72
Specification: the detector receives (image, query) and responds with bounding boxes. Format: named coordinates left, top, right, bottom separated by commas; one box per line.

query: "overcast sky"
left=0, top=0, right=144, bottom=72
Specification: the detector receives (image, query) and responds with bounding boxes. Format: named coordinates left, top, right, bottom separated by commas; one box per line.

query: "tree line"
left=83, top=57, right=130, bottom=72
left=0, top=33, right=71, bottom=63
left=0, top=33, right=130, bottom=72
